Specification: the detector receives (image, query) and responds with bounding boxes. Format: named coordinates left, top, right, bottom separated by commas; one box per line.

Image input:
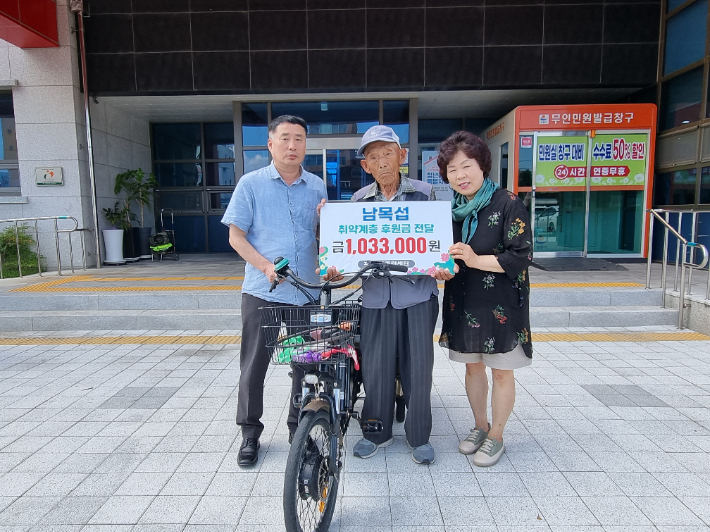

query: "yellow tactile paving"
left=0, top=335, right=242, bottom=345
left=91, top=276, right=244, bottom=282
left=0, top=331, right=707, bottom=346
left=10, top=279, right=645, bottom=293
left=15, top=286, right=242, bottom=292
left=530, top=282, right=644, bottom=288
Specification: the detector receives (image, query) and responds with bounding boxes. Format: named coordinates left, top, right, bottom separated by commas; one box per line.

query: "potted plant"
left=115, top=168, right=157, bottom=259
left=101, top=202, right=128, bottom=264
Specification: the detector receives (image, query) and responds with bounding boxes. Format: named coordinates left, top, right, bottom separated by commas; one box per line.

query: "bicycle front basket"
left=260, top=303, right=360, bottom=365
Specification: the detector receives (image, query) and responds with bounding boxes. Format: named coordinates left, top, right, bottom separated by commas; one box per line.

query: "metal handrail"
left=645, top=208, right=709, bottom=329
left=0, top=216, right=93, bottom=279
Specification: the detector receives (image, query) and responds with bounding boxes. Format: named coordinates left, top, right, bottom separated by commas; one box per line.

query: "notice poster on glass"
left=590, top=133, right=648, bottom=187
left=535, top=136, right=588, bottom=187
left=318, top=201, right=455, bottom=276
left=422, top=150, right=453, bottom=201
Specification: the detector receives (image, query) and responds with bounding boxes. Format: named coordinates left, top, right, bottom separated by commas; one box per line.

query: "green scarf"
left=451, top=178, right=499, bottom=244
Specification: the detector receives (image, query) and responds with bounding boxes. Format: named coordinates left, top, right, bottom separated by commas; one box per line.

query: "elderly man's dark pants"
left=359, top=295, right=439, bottom=448
left=237, top=293, right=304, bottom=440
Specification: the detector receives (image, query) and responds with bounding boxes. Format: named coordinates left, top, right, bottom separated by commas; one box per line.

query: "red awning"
left=0, top=0, right=58, bottom=48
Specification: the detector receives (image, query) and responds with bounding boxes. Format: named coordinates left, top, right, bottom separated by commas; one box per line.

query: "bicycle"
left=261, top=257, right=408, bottom=532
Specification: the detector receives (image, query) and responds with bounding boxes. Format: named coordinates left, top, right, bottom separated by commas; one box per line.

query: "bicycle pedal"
left=361, top=419, right=384, bottom=433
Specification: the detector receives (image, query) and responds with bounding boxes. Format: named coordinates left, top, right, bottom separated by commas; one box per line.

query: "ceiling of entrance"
left=99, top=88, right=640, bottom=123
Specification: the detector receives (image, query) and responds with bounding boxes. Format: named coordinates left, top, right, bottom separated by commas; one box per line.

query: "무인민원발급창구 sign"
left=319, top=201, right=455, bottom=275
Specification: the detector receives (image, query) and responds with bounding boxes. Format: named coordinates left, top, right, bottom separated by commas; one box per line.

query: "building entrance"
left=483, top=104, right=656, bottom=259
left=302, top=137, right=368, bottom=201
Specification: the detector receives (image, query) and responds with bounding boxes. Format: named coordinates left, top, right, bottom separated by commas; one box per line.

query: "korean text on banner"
left=422, top=150, right=453, bottom=201
left=590, top=133, right=648, bottom=187
left=319, top=201, right=455, bottom=275
left=535, top=136, right=588, bottom=187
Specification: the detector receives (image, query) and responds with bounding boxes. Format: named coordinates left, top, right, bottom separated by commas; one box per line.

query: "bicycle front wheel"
left=284, top=409, right=339, bottom=532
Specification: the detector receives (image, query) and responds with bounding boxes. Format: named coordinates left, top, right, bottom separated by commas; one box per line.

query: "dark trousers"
left=359, top=295, right=439, bottom=448
left=237, top=293, right=304, bottom=440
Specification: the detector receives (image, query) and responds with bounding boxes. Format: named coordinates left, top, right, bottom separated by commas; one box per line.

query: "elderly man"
left=350, top=125, right=441, bottom=464
left=222, top=115, right=327, bottom=467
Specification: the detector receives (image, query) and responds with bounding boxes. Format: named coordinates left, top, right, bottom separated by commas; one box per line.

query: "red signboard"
left=517, top=104, right=656, bottom=131
left=0, top=0, right=58, bottom=48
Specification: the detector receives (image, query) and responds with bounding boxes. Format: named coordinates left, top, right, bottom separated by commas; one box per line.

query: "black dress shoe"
left=237, top=438, right=260, bottom=467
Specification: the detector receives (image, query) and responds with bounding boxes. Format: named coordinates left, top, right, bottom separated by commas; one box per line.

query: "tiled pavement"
left=0, top=328, right=710, bottom=531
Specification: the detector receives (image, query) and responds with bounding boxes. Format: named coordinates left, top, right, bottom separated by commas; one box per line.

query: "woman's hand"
left=315, top=265, right=345, bottom=282
left=449, top=242, right=478, bottom=269
left=431, top=264, right=459, bottom=280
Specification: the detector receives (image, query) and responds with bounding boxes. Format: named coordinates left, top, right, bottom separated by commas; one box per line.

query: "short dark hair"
left=437, top=131, right=492, bottom=183
left=268, top=115, right=308, bottom=136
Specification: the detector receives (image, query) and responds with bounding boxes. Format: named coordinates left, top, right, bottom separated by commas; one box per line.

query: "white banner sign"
left=319, top=201, right=455, bottom=275
left=422, top=150, right=453, bottom=201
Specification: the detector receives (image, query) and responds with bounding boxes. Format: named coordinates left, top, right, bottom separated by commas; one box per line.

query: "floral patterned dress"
left=440, top=188, right=533, bottom=358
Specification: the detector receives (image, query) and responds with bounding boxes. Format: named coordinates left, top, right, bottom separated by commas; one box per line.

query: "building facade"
left=0, top=0, right=664, bottom=263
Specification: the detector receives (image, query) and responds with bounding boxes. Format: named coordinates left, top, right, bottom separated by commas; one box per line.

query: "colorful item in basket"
left=292, top=350, right=324, bottom=363
left=278, top=335, right=305, bottom=363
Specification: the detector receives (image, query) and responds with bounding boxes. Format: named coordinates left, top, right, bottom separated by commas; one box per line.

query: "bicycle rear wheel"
left=284, top=409, right=339, bottom=532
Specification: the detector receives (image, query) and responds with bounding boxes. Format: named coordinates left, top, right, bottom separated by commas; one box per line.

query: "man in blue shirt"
left=221, top=115, right=327, bottom=467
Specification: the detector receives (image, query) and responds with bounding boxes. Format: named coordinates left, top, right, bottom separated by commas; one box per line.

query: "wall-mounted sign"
left=535, top=136, right=588, bottom=187
left=35, top=167, right=63, bottom=186
left=422, top=150, right=453, bottom=201
left=590, top=133, right=648, bottom=187
left=518, top=104, right=657, bottom=131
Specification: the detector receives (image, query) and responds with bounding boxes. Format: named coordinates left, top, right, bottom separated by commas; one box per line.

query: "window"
left=0, top=93, right=19, bottom=195
left=664, top=0, right=708, bottom=75
left=660, top=67, right=703, bottom=130
left=500, top=143, right=509, bottom=190
left=383, top=100, right=409, bottom=144
left=271, top=101, right=379, bottom=136
left=668, top=0, right=688, bottom=11
left=654, top=168, right=697, bottom=205
left=418, top=119, right=462, bottom=143
left=518, top=136, right=534, bottom=188
left=242, top=103, right=268, bottom=147
left=153, top=124, right=201, bottom=160
left=701, top=166, right=710, bottom=203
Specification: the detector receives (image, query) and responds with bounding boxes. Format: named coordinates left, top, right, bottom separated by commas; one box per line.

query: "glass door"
left=302, top=138, right=367, bottom=201
left=532, top=132, right=590, bottom=257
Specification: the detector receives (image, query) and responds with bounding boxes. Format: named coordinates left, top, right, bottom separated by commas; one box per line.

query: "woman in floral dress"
left=437, top=131, right=533, bottom=467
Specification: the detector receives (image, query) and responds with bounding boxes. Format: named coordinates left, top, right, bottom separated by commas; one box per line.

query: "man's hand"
left=315, top=265, right=345, bottom=282
left=261, top=262, right=283, bottom=284
left=449, top=243, right=478, bottom=269
left=431, top=264, right=459, bottom=280
left=316, top=198, right=326, bottom=217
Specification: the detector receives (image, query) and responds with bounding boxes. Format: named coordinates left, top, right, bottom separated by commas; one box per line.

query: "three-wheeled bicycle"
left=261, top=257, right=408, bottom=532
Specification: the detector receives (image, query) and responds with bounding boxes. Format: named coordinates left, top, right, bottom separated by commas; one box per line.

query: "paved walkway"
left=1, top=327, right=709, bottom=531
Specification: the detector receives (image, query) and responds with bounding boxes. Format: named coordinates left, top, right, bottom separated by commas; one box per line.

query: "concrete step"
left=0, top=309, right=243, bottom=332
left=0, top=293, right=242, bottom=311
left=0, top=305, right=677, bottom=332
left=530, top=289, right=662, bottom=307
left=530, top=306, right=678, bottom=327
left=0, top=287, right=663, bottom=311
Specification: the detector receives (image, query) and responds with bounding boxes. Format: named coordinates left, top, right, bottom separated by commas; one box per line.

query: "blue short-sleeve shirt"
left=221, top=162, right=327, bottom=305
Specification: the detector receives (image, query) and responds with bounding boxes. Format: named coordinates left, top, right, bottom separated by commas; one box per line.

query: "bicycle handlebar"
left=268, top=256, right=408, bottom=292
